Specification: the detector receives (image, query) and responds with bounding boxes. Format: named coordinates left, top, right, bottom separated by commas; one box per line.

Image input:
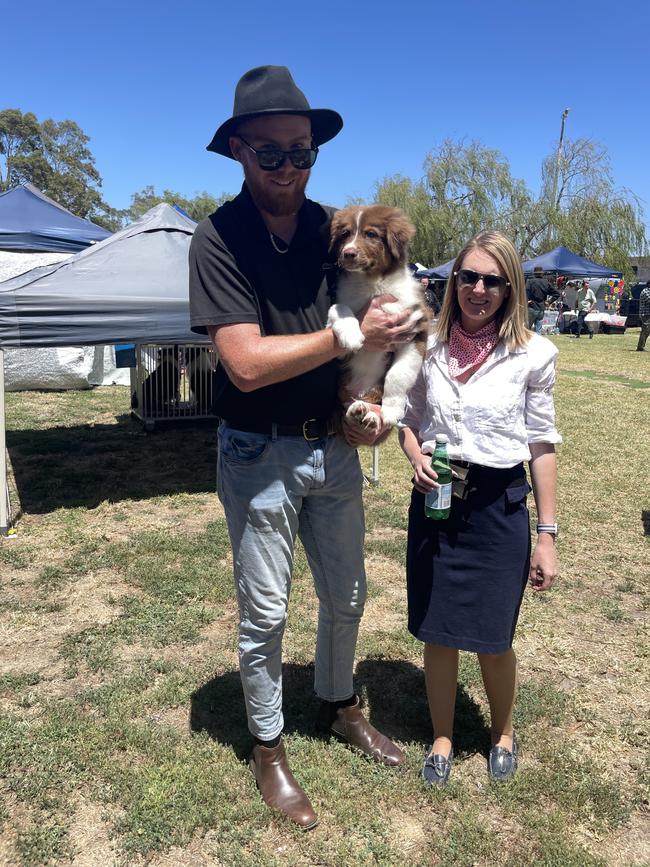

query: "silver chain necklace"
left=269, top=231, right=289, bottom=254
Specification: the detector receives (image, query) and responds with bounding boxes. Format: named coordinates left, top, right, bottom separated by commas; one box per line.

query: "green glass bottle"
left=424, top=434, right=452, bottom=520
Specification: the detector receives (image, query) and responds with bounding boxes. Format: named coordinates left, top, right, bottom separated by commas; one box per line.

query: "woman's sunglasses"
left=454, top=269, right=510, bottom=293
left=237, top=135, right=318, bottom=171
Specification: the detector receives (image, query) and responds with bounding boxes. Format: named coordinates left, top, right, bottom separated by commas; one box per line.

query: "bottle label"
left=425, top=483, right=452, bottom=510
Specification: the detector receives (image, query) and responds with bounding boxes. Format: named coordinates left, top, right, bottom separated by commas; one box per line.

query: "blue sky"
left=5, top=0, right=650, bottom=240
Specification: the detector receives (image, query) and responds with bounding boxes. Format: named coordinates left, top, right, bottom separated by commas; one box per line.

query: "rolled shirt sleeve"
left=401, top=362, right=427, bottom=432
left=525, top=344, right=563, bottom=445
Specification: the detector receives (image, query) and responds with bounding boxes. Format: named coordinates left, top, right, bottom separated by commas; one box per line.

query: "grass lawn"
left=0, top=331, right=648, bottom=866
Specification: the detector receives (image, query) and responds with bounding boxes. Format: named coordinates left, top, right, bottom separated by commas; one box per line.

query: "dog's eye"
left=365, top=230, right=379, bottom=239
left=338, top=229, right=350, bottom=239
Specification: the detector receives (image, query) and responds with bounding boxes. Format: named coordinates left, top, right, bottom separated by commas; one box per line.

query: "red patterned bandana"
left=448, top=320, right=499, bottom=382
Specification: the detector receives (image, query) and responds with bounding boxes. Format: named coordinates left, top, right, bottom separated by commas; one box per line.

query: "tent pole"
left=0, top=350, right=9, bottom=534
left=370, top=444, right=380, bottom=487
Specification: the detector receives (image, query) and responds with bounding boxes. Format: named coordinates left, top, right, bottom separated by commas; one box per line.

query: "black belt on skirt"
left=449, top=460, right=527, bottom=501
left=222, top=417, right=339, bottom=441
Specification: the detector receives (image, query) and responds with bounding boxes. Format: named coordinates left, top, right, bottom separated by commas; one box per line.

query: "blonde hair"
left=435, top=230, right=530, bottom=351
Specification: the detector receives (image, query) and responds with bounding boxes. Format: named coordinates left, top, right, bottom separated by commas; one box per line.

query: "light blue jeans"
left=217, top=424, right=367, bottom=741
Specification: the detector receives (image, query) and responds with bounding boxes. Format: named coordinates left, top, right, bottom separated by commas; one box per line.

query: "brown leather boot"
left=327, top=697, right=405, bottom=767
left=249, top=741, right=318, bottom=830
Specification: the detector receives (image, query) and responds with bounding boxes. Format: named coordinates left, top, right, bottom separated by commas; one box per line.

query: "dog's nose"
left=343, top=247, right=358, bottom=261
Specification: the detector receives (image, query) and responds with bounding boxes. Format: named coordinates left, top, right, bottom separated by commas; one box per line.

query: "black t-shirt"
left=189, top=183, right=339, bottom=425
left=526, top=276, right=558, bottom=312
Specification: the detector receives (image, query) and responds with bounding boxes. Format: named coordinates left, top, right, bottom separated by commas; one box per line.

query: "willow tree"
left=375, top=139, right=534, bottom=266
left=372, top=137, right=647, bottom=275
left=539, top=138, right=646, bottom=277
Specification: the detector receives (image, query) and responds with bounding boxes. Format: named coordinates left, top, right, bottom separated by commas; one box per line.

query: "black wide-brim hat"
left=207, top=65, right=343, bottom=158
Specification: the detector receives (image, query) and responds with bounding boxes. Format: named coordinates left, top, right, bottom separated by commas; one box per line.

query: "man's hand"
left=357, top=295, right=420, bottom=352
left=341, top=402, right=392, bottom=447
left=529, top=535, right=557, bottom=592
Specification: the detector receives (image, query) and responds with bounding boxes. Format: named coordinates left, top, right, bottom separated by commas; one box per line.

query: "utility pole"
left=547, top=109, right=570, bottom=248
left=551, top=108, right=570, bottom=210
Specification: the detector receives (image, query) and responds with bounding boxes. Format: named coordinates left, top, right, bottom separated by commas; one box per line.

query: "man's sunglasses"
left=454, top=269, right=510, bottom=293
left=237, top=135, right=318, bottom=171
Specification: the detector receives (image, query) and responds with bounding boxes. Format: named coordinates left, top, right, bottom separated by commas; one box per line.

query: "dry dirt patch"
left=68, top=799, right=120, bottom=867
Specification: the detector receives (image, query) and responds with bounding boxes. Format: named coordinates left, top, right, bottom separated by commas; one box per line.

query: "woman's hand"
left=410, top=451, right=439, bottom=494
left=529, top=534, right=557, bottom=591
left=528, top=443, right=558, bottom=592
left=399, top=426, right=438, bottom=493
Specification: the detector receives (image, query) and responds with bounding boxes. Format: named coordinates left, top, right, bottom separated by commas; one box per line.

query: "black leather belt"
left=223, top=417, right=338, bottom=441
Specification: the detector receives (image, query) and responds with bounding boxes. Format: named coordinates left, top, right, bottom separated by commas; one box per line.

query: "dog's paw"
left=347, top=401, right=382, bottom=433
left=347, top=400, right=369, bottom=424
left=333, top=320, right=365, bottom=352
left=362, top=410, right=382, bottom=433
left=379, top=407, right=401, bottom=428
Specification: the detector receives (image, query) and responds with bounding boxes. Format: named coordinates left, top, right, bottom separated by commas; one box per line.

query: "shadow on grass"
left=189, top=659, right=489, bottom=761
left=642, top=510, right=650, bottom=537
left=7, top=415, right=219, bottom=514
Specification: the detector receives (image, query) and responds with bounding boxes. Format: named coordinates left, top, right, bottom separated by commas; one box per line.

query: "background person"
left=420, top=276, right=442, bottom=315
left=636, top=281, right=650, bottom=351
left=525, top=265, right=558, bottom=332
left=399, top=231, right=561, bottom=786
left=575, top=280, right=598, bottom=338
left=189, top=66, right=410, bottom=830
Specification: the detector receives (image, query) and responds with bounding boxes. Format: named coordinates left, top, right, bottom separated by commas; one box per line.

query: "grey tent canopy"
left=0, top=204, right=202, bottom=347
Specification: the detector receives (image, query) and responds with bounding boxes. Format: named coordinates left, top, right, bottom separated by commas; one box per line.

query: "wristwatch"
left=536, top=523, right=559, bottom=538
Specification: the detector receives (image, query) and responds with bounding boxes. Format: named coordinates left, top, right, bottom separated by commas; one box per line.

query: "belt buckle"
left=302, top=418, right=320, bottom=441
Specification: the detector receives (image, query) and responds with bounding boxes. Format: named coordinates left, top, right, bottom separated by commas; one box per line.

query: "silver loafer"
left=422, top=746, right=453, bottom=787
left=488, top=732, right=518, bottom=781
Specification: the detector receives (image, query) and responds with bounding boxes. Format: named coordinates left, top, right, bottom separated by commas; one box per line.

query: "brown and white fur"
left=327, top=205, right=429, bottom=432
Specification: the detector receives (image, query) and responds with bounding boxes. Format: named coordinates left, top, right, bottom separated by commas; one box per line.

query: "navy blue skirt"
left=406, top=463, right=531, bottom=654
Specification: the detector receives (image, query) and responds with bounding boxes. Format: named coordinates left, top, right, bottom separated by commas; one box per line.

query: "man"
left=637, top=280, right=650, bottom=351
left=575, top=280, right=598, bottom=338
left=525, top=266, right=558, bottom=333
left=420, top=276, right=441, bottom=315
left=189, top=66, right=409, bottom=829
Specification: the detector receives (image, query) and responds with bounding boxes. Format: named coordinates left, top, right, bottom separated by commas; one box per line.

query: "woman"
left=399, top=231, right=561, bottom=785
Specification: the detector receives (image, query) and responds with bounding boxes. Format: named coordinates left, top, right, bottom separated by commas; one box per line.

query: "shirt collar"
left=234, top=182, right=326, bottom=249
left=429, top=332, right=526, bottom=370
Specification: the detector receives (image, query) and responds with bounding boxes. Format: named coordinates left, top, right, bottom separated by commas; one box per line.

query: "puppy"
left=327, top=205, right=428, bottom=431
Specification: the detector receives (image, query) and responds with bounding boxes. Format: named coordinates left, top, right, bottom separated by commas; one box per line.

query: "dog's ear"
left=329, top=209, right=347, bottom=253
left=386, top=210, right=416, bottom=261
left=329, top=208, right=355, bottom=254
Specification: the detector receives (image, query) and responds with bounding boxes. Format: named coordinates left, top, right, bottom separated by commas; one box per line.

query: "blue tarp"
left=522, top=246, right=622, bottom=278
left=416, top=258, right=454, bottom=280
left=418, top=245, right=622, bottom=281
left=0, top=183, right=110, bottom=252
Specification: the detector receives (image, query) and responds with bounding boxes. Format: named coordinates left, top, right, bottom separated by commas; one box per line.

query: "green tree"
left=0, top=109, right=122, bottom=231
left=0, top=109, right=42, bottom=189
left=539, top=138, right=646, bottom=278
left=128, top=186, right=233, bottom=222
left=372, top=137, right=646, bottom=276
left=375, top=140, right=534, bottom=266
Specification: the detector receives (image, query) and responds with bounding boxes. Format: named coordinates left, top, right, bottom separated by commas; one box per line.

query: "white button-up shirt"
left=402, top=332, right=562, bottom=468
